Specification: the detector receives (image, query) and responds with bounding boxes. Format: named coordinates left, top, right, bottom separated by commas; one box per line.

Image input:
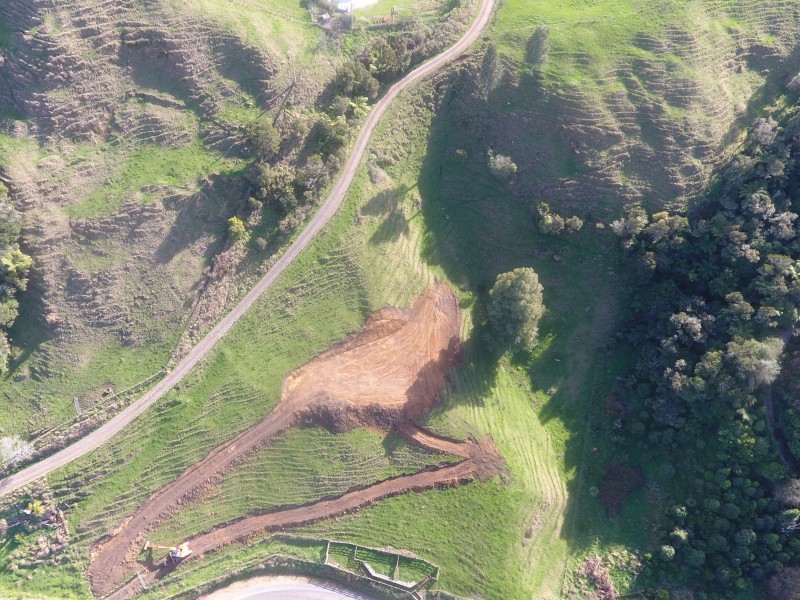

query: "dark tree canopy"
left=0, top=185, right=31, bottom=374
left=331, top=60, right=380, bottom=101
left=486, top=267, right=545, bottom=354
left=611, top=91, right=800, bottom=596
left=245, top=118, right=280, bottom=161
left=478, top=44, right=503, bottom=101
left=525, top=25, right=550, bottom=72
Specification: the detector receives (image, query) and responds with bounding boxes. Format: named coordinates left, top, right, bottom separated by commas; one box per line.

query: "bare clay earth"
left=89, top=283, right=505, bottom=598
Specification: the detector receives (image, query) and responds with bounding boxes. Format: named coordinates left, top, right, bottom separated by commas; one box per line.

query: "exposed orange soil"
left=89, top=283, right=505, bottom=598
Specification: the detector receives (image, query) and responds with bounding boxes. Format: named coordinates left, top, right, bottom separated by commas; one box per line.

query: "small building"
left=333, top=0, right=352, bottom=13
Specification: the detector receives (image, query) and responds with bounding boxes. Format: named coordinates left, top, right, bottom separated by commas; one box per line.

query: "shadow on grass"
left=412, top=71, right=645, bottom=558
left=6, top=284, right=53, bottom=378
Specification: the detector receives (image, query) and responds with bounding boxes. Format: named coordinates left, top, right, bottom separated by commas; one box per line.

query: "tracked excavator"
left=142, top=540, right=192, bottom=564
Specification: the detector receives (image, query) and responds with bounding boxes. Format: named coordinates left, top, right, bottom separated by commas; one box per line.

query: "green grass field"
left=65, top=141, right=243, bottom=219
left=164, top=0, right=320, bottom=61
left=2, top=76, right=634, bottom=600
left=3, top=0, right=798, bottom=598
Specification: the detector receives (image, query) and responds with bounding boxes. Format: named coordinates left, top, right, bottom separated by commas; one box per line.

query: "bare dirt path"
left=104, top=443, right=502, bottom=600
left=89, top=283, right=463, bottom=596
left=0, top=0, right=496, bottom=499
left=89, top=284, right=504, bottom=598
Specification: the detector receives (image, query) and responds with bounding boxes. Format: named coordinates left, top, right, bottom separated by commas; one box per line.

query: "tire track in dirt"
left=89, top=284, right=505, bottom=598
left=104, top=444, right=503, bottom=600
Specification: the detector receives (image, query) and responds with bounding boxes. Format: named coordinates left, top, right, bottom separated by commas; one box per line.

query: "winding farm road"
left=0, top=0, right=495, bottom=498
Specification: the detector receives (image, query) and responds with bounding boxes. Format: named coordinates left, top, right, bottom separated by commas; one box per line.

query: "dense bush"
left=0, top=184, right=31, bottom=374
left=614, top=94, right=800, bottom=595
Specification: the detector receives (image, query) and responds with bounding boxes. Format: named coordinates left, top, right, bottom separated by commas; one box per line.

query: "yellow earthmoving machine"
left=142, top=540, right=193, bottom=564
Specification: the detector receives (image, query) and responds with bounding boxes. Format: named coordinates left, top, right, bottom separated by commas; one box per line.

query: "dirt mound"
left=88, top=283, right=498, bottom=598
left=288, top=283, right=461, bottom=429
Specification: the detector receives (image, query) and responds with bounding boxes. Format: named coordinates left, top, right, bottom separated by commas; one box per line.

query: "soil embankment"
left=89, top=283, right=504, bottom=598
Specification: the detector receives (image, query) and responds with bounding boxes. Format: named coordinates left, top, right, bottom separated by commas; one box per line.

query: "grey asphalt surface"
left=210, top=581, right=378, bottom=600
left=0, top=0, right=495, bottom=498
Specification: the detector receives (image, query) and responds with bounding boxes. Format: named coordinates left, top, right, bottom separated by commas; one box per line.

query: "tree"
left=767, top=566, right=800, bottom=600
left=0, top=333, right=9, bottom=375
left=332, top=60, right=380, bottom=101
left=776, top=479, right=800, bottom=507
left=725, top=337, right=784, bottom=389
left=486, top=268, right=545, bottom=354
left=525, top=25, right=550, bottom=73
left=26, top=499, right=44, bottom=518
left=0, top=246, right=33, bottom=291
left=228, top=217, right=249, bottom=244
left=0, top=200, right=21, bottom=248
left=659, top=544, right=676, bottom=561
left=565, top=215, right=584, bottom=233
left=245, top=118, right=280, bottom=160
left=488, top=152, right=517, bottom=181
left=611, top=202, right=649, bottom=248
left=362, top=37, right=409, bottom=83
left=252, top=162, right=298, bottom=214
left=478, top=44, right=503, bottom=100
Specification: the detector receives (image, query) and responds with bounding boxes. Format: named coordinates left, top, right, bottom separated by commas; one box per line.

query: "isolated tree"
left=486, top=267, right=545, bottom=354
left=26, top=499, right=44, bottom=518
left=525, top=25, right=550, bottom=73
left=479, top=44, right=504, bottom=100
left=488, top=152, right=517, bottom=181
left=245, top=118, right=280, bottom=160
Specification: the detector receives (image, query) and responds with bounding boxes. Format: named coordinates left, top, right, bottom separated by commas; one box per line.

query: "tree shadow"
left=154, top=173, right=246, bottom=267
left=5, top=286, right=53, bottom=377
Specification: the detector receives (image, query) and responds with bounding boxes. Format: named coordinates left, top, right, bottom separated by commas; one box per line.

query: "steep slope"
left=445, top=0, right=800, bottom=219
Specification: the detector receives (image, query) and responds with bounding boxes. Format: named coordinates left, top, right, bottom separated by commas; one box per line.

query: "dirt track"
left=89, top=284, right=504, bottom=598
left=104, top=436, right=503, bottom=600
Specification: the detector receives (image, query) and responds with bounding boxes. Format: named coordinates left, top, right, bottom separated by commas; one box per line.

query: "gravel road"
left=0, top=0, right=496, bottom=498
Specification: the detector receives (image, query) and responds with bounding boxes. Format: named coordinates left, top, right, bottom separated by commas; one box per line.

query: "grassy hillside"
left=1, top=1, right=800, bottom=599
left=469, top=0, right=800, bottom=219
left=0, top=0, right=470, bottom=449
left=1, top=77, right=628, bottom=600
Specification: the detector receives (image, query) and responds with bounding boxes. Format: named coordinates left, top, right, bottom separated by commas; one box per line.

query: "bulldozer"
left=142, top=540, right=193, bottom=564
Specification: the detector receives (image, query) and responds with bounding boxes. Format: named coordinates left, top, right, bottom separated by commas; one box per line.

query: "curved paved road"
left=0, top=0, right=495, bottom=498
left=201, top=577, right=378, bottom=600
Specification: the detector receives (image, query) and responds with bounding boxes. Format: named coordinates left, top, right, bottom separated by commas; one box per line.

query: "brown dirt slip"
left=89, top=283, right=504, bottom=597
